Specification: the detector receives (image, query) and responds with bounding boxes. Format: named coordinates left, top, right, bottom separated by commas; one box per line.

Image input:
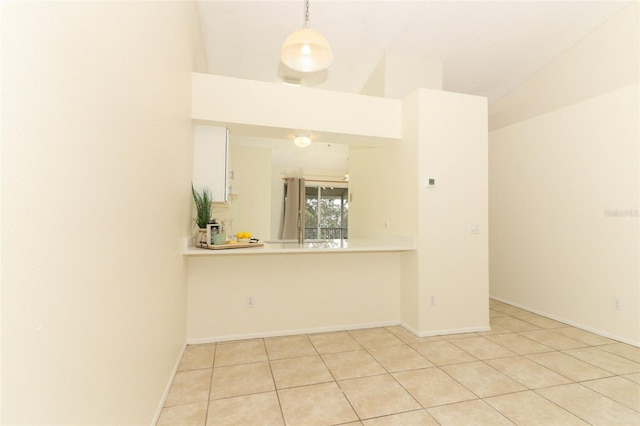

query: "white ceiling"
left=198, top=0, right=629, bottom=104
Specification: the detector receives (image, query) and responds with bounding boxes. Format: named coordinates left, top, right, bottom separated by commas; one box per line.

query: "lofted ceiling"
left=198, top=0, right=630, bottom=104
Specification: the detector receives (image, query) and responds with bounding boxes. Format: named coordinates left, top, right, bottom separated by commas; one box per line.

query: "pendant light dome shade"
left=281, top=28, right=332, bottom=73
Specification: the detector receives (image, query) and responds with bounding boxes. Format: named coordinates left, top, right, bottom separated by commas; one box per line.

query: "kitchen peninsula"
left=185, top=240, right=417, bottom=344
left=188, top=72, right=489, bottom=345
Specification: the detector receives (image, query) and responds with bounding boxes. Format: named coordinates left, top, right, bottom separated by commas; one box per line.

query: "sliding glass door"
left=304, top=186, right=348, bottom=240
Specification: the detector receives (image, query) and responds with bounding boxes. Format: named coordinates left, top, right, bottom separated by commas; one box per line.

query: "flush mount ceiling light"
left=293, top=133, right=311, bottom=148
left=280, top=0, right=332, bottom=73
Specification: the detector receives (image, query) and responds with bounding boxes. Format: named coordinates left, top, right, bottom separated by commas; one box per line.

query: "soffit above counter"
left=191, top=73, right=402, bottom=146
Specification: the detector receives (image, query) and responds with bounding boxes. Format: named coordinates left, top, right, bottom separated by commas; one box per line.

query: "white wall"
left=489, top=2, right=638, bottom=131
left=415, top=90, right=489, bottom=334
left=349, top=89, right=489, bottom=335
left=348, top=145, right=398, bottom=239
left=212, top=143, right=272, bottom=241
left=490, top=84, right=639, bottom=343
left=361, top=53, right=443, bottom=99
left=489, top=3, right=639, bottom=344
left=271, top=168, right=287, bottom=239
left=186, top=253, right=402, bottom=342
left=348, top=91, right=422, bottom=240
left=1, top=2, right=205, bottom=423
left=397, top=92, right=422, bottom=331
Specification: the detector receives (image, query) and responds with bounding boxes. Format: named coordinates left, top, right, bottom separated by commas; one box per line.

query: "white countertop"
left=183, top=237, right=416, bottom=256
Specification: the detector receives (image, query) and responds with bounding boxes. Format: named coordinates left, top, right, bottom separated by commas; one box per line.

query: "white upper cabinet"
left=193, top=125, right=229, bottom=202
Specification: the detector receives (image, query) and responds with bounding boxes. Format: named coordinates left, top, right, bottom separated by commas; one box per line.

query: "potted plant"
left=192, top=184, right=213, bottom=245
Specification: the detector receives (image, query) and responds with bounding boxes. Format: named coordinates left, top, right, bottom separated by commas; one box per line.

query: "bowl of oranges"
left=236, top=231, right=252, bottom=243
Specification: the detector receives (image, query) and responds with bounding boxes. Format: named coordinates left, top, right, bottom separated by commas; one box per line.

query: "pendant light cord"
left=304, top=0, right=310, bottom=29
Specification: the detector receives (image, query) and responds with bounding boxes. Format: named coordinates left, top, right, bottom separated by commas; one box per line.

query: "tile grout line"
left=495, top=310, right=639, bottom=423
left=578, top=376, right=640, bottom=414
left=262, top=338, right=287, bottom=426
left=315, top=332, right=365, bottom=421
left=489, top=306, right=604, bottom=425
left=203, top=343, right=216, bottom=425
left=530, top=384, right=596, bottom=426
left=559, top=346, right=640, bottom=377
left=357, top=337, right=429, bottom=418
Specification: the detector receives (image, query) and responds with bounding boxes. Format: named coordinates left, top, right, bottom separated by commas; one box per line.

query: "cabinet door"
left=193, top=125, right=229, bottom=202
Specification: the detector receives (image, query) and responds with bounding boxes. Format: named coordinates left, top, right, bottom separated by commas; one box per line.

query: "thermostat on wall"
left=424, top=177, right=436, bottom=188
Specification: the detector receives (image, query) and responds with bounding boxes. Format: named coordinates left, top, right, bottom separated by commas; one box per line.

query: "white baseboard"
left=399, top=322, right=490, bottom=337
left=490, top=295, right=640, bottom=348
left=186, top=320, right=401, bottom=344
left=418, top=325, right=492, bottom=337
left=151, top=342, right=187, bottom=426
left=187, top=321, right=494, bottom=345
left=399, top=322, right=421, bottom=337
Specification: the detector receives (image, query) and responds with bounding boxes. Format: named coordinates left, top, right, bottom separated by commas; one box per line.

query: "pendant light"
left=280, top=0, right=332, bottom=73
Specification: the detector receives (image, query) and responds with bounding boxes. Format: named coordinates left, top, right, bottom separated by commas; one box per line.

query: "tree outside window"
left=304, top=186, right=348, bottom=240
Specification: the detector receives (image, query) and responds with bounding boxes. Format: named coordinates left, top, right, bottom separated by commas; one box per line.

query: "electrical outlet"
left=614, top=298, right=621, bottom=310
left=246, top=296, right=254, bottom=308
left=430, top=295, right=436, bottom=306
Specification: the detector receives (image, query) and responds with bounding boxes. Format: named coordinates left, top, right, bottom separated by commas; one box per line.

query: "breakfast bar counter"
left=183, top=237, right=416, bottom=256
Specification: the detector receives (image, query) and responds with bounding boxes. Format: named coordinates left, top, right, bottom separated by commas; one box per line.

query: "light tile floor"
left=157, top=299, right=640, bottom=425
